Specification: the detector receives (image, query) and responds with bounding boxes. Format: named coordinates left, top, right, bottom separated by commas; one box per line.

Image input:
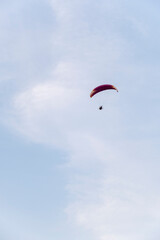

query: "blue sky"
left=0, top=0, right=160, bottom=239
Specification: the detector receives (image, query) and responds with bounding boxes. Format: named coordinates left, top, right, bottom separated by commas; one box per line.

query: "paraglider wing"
left=90, top=84, right=118, bottom=98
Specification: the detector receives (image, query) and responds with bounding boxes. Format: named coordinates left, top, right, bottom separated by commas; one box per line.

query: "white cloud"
left=10, top=82, right=81, bottom=147
left=66, top=138, right=160, bottom=240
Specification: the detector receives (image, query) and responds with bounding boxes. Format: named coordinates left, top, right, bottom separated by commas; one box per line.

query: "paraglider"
left=90, top=84, right=118, bottom=98
left=90, top=84, right=118, bottom=110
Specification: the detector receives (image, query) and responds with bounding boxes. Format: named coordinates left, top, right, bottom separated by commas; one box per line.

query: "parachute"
left=90, top=84, right=118, bottom=98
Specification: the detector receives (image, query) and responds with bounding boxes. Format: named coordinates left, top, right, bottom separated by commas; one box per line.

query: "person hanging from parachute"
left=90, top=84, right=118, bottom=110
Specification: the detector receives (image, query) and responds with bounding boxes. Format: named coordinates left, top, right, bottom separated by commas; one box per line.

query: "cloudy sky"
left=0, top=0, right=160, bottom=239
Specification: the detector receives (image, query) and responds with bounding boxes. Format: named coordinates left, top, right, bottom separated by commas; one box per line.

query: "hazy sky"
left=0, top=0, right=160, bottom=240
